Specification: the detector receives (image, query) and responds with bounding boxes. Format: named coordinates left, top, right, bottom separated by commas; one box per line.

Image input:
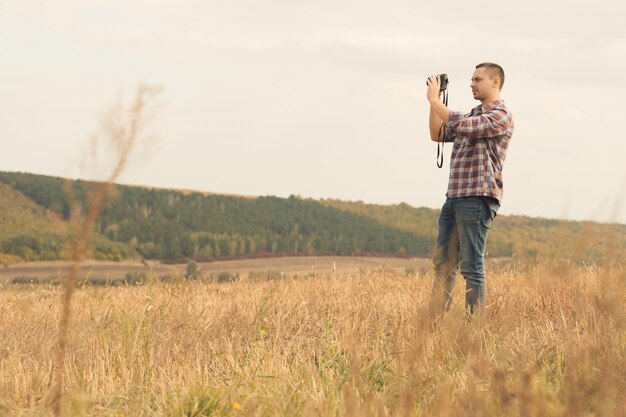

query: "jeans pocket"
left=481, top=198, right=500, bottom=228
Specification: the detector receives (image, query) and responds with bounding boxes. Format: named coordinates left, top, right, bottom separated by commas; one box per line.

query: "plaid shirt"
left=443, top=99, right=514, bottom=202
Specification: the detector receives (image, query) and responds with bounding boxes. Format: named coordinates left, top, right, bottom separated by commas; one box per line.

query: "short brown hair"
left=476, top=62, right=505, bottom=90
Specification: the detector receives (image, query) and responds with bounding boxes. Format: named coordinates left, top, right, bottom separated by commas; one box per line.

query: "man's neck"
left=481, top=95, right=501, bottom=106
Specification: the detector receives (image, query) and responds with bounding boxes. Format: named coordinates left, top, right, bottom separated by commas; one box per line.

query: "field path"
left=0, top=256, right=431, bottom=283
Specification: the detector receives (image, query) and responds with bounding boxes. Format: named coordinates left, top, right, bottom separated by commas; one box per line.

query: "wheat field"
left=0, top=262, right=624, bottom=416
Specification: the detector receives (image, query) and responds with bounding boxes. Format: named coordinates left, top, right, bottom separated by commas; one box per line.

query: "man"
left=426, top=62, right=514, bottom=316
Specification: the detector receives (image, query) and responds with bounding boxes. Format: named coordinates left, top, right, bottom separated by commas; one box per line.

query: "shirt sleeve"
left=446, top=108, right=512, bottom=139
left=442, top=111, right=464, bottom=142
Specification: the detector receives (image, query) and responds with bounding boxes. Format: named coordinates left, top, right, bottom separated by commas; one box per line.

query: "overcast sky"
left=1, top=1, right=626, bottom=223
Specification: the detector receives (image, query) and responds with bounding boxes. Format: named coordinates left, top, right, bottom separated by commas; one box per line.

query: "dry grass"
left=0, top=262, right=624, bottom=416
left=47, top=84, right=161, bottom=415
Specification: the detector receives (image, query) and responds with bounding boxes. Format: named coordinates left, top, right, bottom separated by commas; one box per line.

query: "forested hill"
left=0, top=171, right=624, bottom=264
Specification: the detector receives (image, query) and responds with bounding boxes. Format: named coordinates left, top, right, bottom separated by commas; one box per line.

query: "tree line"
left=1, top=171, right=624, bottom=264
left=0, top=172, right=433, bottom=261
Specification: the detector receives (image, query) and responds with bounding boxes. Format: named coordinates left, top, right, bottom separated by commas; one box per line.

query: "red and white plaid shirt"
left=444, top=99, right=514, bottom=202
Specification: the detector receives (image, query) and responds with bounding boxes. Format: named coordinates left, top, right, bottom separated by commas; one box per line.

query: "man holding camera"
left=426, top=62, right=514, bottom=317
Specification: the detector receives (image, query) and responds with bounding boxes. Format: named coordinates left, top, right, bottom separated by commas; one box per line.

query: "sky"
left=1, top=0, right=626, bottom=224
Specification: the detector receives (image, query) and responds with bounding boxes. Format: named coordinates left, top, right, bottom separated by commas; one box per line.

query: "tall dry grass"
left=0, top=262, right=624, bottom=416
left=49, top=84, right=161, bottom=415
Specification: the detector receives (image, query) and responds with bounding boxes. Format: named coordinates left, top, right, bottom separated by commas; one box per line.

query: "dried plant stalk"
left=48, top=84, right=161, bottom=416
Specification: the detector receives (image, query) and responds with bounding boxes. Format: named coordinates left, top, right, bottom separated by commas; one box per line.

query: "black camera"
left=427, top=73, right=448, bottom=92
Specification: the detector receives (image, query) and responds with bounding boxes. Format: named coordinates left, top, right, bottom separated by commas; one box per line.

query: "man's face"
left=470, top=67, right=497, bottom=101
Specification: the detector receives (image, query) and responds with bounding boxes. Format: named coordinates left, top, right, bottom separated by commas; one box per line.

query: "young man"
left=426, top=62, right=514, bottom=316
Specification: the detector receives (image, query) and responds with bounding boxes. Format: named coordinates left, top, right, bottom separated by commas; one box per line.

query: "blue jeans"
left=432, top=196, right=500, bottom=315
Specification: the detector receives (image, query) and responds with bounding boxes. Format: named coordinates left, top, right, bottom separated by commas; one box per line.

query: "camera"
left=427, top=73, right=449, bottom=92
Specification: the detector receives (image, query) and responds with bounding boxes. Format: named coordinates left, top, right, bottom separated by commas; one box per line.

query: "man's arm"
left=451, top=109, right=513, bottom=139
left=429, top=106, right=443, bottom=142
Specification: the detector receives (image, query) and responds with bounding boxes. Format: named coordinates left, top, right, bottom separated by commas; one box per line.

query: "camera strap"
left=436, top=90, right=449, bottom=168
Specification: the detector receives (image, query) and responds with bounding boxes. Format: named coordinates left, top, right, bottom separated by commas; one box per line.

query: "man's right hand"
left=426, top=75, right=442, bottom=103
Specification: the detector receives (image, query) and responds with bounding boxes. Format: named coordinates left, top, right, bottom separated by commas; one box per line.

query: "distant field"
left=0, top=256, right=435, bottom=284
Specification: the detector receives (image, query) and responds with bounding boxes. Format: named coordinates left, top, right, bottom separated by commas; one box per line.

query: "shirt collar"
left=481, top=99, right=505, bottom=113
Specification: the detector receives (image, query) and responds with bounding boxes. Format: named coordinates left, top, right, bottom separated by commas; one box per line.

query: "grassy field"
left=0, top=256, right=434, bottom=284
left=0, top=261, right=624, bottom=416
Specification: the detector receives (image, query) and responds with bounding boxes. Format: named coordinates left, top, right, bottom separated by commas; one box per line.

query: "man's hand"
left=426, top=75, right=442, bottom=103
left=426, top=74, right=450, bottom=127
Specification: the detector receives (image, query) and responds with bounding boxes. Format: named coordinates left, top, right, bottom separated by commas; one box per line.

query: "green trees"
left=0, top=172, right=434, bottom=261
left=0, top=171, right=624, bottom=264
